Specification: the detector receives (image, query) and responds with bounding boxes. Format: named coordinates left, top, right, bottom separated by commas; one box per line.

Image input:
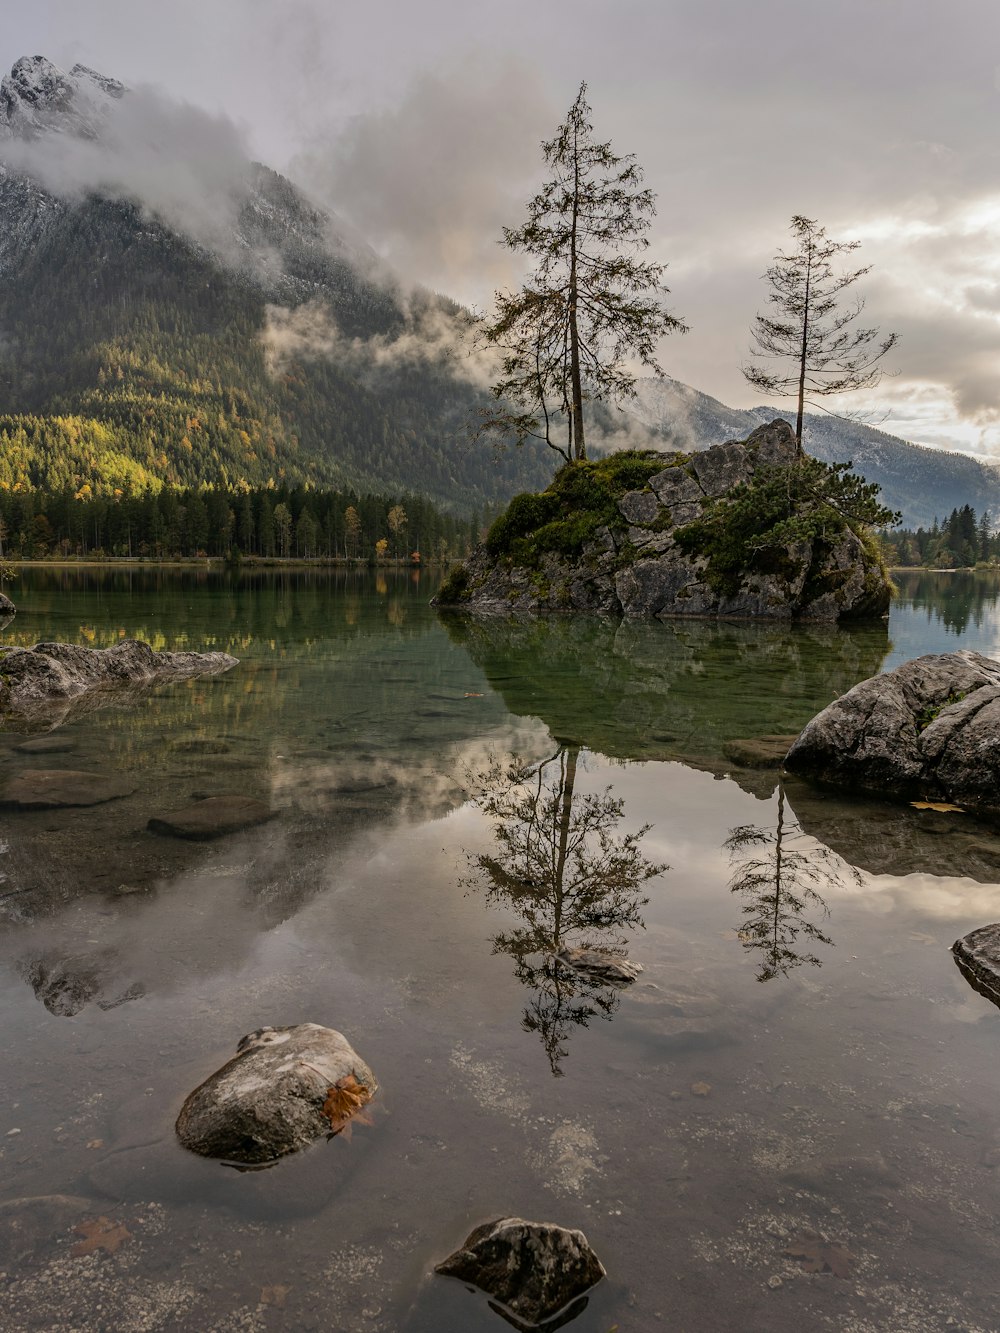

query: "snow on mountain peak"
left=0, top=55, right=124, bottom=142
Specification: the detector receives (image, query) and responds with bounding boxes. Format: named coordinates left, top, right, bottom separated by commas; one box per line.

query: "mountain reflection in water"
left=5, top=570, right=1000, bottom=1331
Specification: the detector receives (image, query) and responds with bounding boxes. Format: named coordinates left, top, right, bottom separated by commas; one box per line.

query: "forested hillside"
left=0, top=55, right=554, bottom=515
left=0, top=184, right=554, bottom=511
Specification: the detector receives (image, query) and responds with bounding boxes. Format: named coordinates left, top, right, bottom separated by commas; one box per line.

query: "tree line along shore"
left=0, top=483, right=484, bottom=564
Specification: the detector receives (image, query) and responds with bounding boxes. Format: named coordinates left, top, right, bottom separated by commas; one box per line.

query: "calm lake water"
left=2, top=567, right=1000, bottom=1332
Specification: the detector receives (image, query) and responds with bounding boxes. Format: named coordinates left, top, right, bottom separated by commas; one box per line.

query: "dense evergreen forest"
left=880, top=505, right=999, bottom=568
left=0, top=184, right=554, bottom=512
left=0, top=482, right=481, bottom=562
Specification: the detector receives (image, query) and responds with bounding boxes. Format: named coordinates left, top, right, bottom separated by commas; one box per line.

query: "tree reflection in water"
left=726, top=785, right=857, bottom=982
left=465, top=746, right=665, bottom=1075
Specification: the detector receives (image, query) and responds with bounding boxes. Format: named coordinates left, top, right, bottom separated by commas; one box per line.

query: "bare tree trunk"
left=551, top=746, right=580, bottom=944
left=795, top=246, right=812, bottom=456
left=568, top=120, right=586, bottom=462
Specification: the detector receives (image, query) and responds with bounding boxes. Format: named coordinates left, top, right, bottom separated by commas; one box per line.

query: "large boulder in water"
left=0, top=638, right=237, bottom=717
left=785, top=650, right=1000, bottom=817
left=434, top=1216, right=605, bottom=1330
left=175, top=1024, right=377, bottom=1165
left=434, top=421, right=891, bottom=622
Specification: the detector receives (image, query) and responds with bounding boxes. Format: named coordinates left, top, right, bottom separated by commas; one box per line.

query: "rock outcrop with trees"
left=436, top=420, right=894, bottom=621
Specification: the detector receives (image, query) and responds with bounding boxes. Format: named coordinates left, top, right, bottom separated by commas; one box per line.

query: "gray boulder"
left=175, top=1023, right=377, bottom=1165
left=437, top=421, right=890, bottom=623
left=0, top=638, right=237, bottom=717
left=0, top=592, right=14, bottom=615
left=434, top=1216, right=605, bottom=1330
left=785, top=650, right=1000, bottom=815
left=952, top=924, right=1000, bottom=1006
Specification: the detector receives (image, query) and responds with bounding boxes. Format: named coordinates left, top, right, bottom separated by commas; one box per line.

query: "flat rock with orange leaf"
left=176, top=1023, right=377, bottom=1165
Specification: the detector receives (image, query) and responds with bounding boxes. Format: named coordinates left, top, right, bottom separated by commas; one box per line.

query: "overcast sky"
left=5, top=0, right=1000, bottom=458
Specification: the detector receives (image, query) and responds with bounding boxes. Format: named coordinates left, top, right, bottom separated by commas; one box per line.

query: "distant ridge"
left=626, top=378, right=1000, bottom=530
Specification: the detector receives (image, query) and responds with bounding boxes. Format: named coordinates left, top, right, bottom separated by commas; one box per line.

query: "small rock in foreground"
left=147, top=795, right=275, bottom=840
left=952, top=923, right=1000, bottom=1007
left=434, top=1216, right=605, bottom=1330
left=176, top=1023, right=377, bottom=1164
left=0, top=769, right=134, bottom=809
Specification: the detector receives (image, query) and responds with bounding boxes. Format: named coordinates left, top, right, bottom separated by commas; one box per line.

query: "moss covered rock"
left=434, top=420, right=892, bottom=622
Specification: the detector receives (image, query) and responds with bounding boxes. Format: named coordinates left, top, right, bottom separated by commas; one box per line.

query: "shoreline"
left=1, top=557, right=440, bottom=571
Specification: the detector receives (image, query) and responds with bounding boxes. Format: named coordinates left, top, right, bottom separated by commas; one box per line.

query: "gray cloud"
left=260, top=295, right=496, bottom=390
left=291, top=59, right=556, bottom=306
left=0, top=80, right=254, bottom=261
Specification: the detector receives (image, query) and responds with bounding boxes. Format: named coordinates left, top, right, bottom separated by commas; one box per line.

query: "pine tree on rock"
left=743, top=215, right=898, bottom=453
left=478, top=82, right=687, bottom=465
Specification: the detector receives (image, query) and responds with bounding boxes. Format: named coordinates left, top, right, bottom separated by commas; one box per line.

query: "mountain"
left=626, top=378, right=1000, bottom=531
left=0, top=56, right=552, bottom=511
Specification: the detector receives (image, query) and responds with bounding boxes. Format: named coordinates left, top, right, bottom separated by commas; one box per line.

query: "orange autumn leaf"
left=321, top=1073, right=373, bottom=1139
left=71, top=1216, right=131, bottom=1257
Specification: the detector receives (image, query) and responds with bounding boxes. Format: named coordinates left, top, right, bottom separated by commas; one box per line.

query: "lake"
left=1, top=566, right=999, bottom=1332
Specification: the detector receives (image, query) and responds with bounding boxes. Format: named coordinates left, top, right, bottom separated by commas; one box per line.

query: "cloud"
left=260, top=294, right=497, bottom=390
left=0, top=79, right=255, bottom=263
left=291, top=58, right=556, bottom=305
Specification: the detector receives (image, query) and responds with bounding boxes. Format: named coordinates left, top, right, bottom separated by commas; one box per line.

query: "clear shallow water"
left=1, top=569, right=1000, bottom=1331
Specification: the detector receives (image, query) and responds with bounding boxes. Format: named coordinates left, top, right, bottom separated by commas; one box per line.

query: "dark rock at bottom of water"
left=435, top=1216, right=605, bottom=1330
left=147, top=795, right=275, bottom=840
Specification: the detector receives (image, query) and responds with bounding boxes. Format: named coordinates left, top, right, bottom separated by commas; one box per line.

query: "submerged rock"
left=147, top=795, right=275, bottom=840
left=0, top=768, right=134, bottom=808
left=0, top=592, right=14, bottom=616
left=0, top=638, right=237, bottom=717
left=176, top=1023, right=377, bottom=1165
left=785, top=650, right=1000, bottom=817
left=435, top=421, right=891, bottom=623
left=11, top=735, right=78, bottom=755
left=952, top=923, right=1000, bottom=1006
left=555, top=946, right=642, bottom=986
left=434, top=1216, right=605, bottom=1330
left=722, top=735, right=798, bottom=769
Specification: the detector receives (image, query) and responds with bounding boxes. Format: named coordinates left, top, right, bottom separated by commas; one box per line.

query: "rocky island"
left=435, top=420, right=892, bottom=621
